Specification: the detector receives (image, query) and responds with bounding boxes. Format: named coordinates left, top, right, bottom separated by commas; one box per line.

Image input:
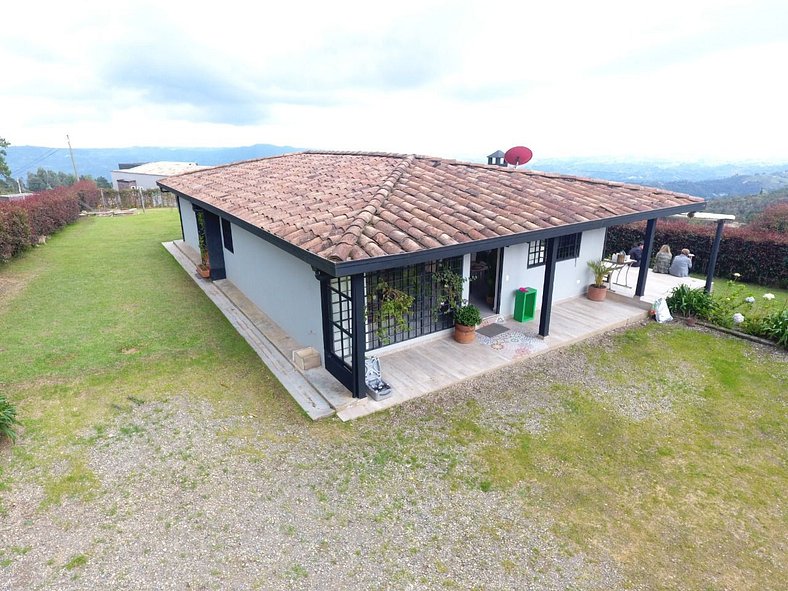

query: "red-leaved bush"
left=749, top=201, right=788, bottom=234
left=0, top=181, right=95, bottom=261
left=606, top=219, right=788, bottom=288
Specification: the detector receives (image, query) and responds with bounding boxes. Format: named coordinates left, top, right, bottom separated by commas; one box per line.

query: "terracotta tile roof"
left=159, top=151, right=704, bottom=263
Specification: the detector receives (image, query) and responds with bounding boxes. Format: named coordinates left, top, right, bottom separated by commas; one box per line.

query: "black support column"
left=538, top=237, right=558, bottom=337
left=635, top=218, right=657, bottom=297
left=350, top=274, right=367, bottom=398
left=705, top=220, right=726, bottom=293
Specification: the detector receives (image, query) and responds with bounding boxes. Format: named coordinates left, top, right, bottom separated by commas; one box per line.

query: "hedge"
left=0, top=181, right=96, bottom=261
left=606, top=219, right=788, bottom=288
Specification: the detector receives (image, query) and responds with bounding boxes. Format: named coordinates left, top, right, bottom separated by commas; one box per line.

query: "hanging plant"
left=432, top=266, right=466, bottom=316
left=375, top=280, right=414, bottom=341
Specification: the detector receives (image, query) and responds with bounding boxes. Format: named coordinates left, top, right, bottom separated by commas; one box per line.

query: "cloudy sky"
left=2, top=0, right=786, bottom=162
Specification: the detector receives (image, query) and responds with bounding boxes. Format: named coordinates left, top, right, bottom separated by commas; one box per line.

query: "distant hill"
left=529, top=157, right=788, bottom=184
left=656, top=172, right=788, bottom=199
left=5, top=143, right=301, bottom=180
left=704, top=188, right=788, bottom=223
left=530, top=158, right=788, bottom=198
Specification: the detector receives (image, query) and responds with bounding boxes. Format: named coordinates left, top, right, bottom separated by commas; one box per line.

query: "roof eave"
left=160, top=183, right=340, bottom=276
left=332, top=200, right=707, bottom=276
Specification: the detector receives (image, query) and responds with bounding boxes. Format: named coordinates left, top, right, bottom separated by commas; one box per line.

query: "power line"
left=10, top=147, right=62, bottom=177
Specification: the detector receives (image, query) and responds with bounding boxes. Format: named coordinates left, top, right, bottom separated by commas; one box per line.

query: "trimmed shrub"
left=0, top=181, right=88, bottom=261
left=606, top=220, right=788, bottom=288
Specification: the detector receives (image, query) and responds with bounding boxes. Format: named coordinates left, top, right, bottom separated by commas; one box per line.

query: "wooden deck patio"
left=164, top=240, right=704, bottom=421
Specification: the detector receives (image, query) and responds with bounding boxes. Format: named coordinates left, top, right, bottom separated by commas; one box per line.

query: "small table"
left=604, top=258, right=635, bottom=288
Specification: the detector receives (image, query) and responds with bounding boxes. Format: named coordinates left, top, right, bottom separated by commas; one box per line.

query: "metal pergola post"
left=635, top=218, right=657, bottom=297
left=705, top=219, right=726, bottom=293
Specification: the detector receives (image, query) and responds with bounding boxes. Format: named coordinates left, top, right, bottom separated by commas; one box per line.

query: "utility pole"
left=66, top=134, right=79, bottom=181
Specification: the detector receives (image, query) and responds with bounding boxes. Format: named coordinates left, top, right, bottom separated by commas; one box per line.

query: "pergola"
left=632, top=211, right=736, bottom=297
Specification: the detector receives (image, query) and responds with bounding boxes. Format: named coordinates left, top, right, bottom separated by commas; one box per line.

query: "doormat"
left=477, top=329, right=549, bottom=359
left=477, top=323, right=510, bottom=338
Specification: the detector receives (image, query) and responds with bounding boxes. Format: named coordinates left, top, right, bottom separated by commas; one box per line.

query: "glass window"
left=528, top=233, right=582, bottom=268
left=221, top=218, right=234, bottom=253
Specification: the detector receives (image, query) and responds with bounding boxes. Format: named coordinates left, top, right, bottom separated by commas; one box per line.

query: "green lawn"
left=1, top=210, right=786, bottom=589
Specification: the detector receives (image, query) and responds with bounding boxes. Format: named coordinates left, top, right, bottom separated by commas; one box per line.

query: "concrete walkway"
left=164, top=240, right=703, bottom=421
left=164, top=241, right=360, bottom=420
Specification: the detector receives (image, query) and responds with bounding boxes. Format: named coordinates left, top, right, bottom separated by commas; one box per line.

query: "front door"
left=469, top=248, right=503, bottom=315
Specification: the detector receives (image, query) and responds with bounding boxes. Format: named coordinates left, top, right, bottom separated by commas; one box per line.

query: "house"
left=158, top=151, right=705, bottom=399
left=111, top=161, right=211, bottom=190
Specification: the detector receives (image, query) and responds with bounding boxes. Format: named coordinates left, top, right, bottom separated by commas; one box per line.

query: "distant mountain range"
left=5, top=144, right=300, bottom=181
left=5, top=144, right=788, bottom=199
left=531, top=158, right=788, bottom=198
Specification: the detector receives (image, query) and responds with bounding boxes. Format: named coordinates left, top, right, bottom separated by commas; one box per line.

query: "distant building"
left=110, top=162, right=211, bottom=190
left=0, top=192, right=34, bottom=202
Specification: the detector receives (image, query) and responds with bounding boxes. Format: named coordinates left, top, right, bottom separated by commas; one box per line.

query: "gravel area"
left=1, top=326, right=784, bottom=590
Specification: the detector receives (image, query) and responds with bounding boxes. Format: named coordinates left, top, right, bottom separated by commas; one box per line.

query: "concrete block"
left=293, top=347, right=321, bottom=371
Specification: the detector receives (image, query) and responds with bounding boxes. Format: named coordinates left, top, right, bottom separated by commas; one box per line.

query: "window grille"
left=528, top=233, right=582, bottom=267
left=328, top=276, right=353, bottom=366
left=365, top=257, right=463, bottom=350
left=556, top=233, right=582, bottom=260
left=527, top=240, right=546, bottom=267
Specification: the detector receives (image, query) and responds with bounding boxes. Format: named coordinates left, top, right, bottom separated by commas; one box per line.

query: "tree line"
left=1, top=137, right=112, bottom=193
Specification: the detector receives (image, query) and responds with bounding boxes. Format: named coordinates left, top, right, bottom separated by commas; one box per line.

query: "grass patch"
left=63, top=553, right=88, bottom=570
left=470, top=323, right=787, bottom=590
left=0, top=210, right=306, bottom=506
left=42, top=458, right=101, bottom=507
left=0, top=210, right=785, bottom=590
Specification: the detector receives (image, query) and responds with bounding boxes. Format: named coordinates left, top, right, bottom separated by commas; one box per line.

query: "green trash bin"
left=513, top=287, right=537, bottom=322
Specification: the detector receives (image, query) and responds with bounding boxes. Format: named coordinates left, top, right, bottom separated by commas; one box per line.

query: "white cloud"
left=2, top=0, right=787, bottom=162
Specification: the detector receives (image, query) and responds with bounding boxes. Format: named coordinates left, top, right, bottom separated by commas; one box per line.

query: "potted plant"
left=453, top=303, right=482, bottom=344
left=586, top=259, right=614, bottom=301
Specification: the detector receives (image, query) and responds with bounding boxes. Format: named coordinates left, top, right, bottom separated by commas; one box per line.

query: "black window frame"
left=528, top=233, right=582, bottom=268
left=221, top=217, right=234, bottom=253
left=556, top=233, right=582, bottom=260
left=527, top=240, right=546, bottom=268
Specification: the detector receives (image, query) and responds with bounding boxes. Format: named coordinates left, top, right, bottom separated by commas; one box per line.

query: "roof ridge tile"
left=326, top=155, right=416, bottom=262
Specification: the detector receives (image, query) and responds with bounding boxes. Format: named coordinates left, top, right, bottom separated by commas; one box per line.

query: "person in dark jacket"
left=628, top=242, right=644, bottom=267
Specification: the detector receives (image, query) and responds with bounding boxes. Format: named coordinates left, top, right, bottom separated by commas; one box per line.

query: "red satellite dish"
left=504, top=146, right=533, bottom=167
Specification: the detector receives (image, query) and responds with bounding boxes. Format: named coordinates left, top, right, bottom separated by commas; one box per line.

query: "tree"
left=95, top=176, right=112, bottom=189
left=26, top=168, right=76, bottom=192
left=0, top=137, right=13, bottom=193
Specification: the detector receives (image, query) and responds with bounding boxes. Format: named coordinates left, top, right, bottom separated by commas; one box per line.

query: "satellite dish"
left=504, top=146, right=533, bottom=167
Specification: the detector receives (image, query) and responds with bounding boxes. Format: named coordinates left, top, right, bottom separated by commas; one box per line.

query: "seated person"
left=652, top=244, right=672, bottom=273
left=628, top=242, right=644, bottom=267
left=669, top=248, right=694, bottom=277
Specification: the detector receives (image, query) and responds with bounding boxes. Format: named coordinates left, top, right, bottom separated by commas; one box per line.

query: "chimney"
left=487, top=150, right=506, bottom=166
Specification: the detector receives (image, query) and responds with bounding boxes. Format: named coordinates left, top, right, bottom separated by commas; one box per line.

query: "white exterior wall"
left=223, top=223, right=324, bottom=357
left=498, top=228, right=607, bottom=317
left=179, top=197, right=200, bottom=253
left=177, top=196, right=322, bottom=355
left=110, top=172, right=165, bottom=190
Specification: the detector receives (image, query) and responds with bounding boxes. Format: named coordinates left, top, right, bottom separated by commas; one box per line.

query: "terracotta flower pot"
left=587, top=284, right=608, bottom=301
left=453, top=323, right=476, bottom=344
left=197, top=264, right=211, bottom=279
